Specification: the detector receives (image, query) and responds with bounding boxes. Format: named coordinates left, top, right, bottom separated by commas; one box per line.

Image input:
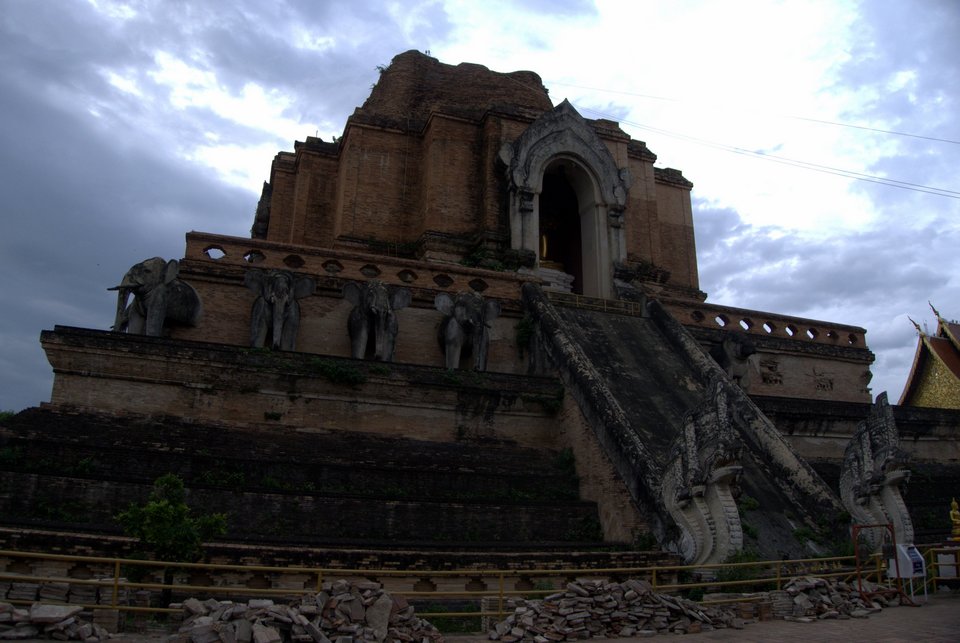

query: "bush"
left=115, top=473, right=227, bottom=562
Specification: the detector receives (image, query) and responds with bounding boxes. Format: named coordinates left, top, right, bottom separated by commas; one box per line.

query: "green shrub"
left=633, top=532, right=659, bottom=551
left=715, top=549, right=764, bottom=584
left=0, top=446, right=23, bottom=466
left=793, top=527, right=818, bottom=544
left=115, top=473, right=227, bottom=563
left=514, top=315, right=535, bottom=357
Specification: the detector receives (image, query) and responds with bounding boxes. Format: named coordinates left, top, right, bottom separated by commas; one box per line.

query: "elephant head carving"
left=109, top=257, right=202, bottom=336
left=435, top=292, right=501, bottom=371
left=343, top=280, right=411, bottom=362
left=244, top=268, right=315, bottom=351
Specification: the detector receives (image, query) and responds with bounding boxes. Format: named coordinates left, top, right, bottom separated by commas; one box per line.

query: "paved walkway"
left=447, top=591, right=960, bottom=643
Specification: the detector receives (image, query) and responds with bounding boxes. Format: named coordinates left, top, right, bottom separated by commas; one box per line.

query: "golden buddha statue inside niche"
left=539, top=233, right=564, bottom=271
left=951, top=498, right=960, bottom=542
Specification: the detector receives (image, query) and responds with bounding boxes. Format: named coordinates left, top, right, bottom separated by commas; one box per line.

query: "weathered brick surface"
left=556, top=394, right=648, bottom=542
left=256, top=49, right=701, bottom=294
left=41, top=327, right=558, bottom=445
left=0, top=406, right=602, bottom=546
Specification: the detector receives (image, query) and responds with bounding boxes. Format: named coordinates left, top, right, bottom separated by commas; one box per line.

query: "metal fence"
left=0, top=548, right=885, bottom=626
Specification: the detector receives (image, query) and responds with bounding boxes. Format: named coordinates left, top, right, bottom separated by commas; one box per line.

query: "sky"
left=1, top=0, right=958, bottom=411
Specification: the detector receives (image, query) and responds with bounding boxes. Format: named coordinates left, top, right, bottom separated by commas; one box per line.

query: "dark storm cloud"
left=0, top=0, right=457, bottom=410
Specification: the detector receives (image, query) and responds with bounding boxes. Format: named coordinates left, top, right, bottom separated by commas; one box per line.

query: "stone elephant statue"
left=711, top=330, right=756, bottom=389
left=244, top=269, right=316, bottom=351
left=435, top=292, right=501, bottom=371
left=343, top=280, right=411, bottom=362
left=109, top=257, right=202, bottom=336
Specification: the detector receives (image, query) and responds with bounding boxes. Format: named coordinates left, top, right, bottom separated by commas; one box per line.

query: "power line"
left=574, top=105, right=960, bottom=200
left=550, top=80, right=960, bottom=146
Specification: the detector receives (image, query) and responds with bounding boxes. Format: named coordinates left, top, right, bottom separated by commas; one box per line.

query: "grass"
left=307, top=358, right=367, bottom=385
left=416, top=601, right=482, bottom=634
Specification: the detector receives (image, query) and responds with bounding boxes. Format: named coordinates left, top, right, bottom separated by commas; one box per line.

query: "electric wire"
left=574, top=104, right=960, bottom=200
left=549, top=80, right=960, bottom=145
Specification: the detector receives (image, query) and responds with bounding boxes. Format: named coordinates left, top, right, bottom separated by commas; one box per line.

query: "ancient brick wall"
left=419, top=116, right=481, bottom=238
left=265, top=153, right=297, bottom=244
left=755, top=395, right=960, bottom=463
left=624, top=151, right=661, bottom=267
left=41, top=327, right=559, bottom=445
left=555, top=395, right=648, bottom=542
left=295, top=147, right=340, bottom=248
left=256, top=50, right=702, bottom=291
left=653, top=179, right=698, bottom=290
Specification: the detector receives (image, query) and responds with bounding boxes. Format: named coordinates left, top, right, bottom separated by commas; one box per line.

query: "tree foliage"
left=116, top=473, right=227, bottom=562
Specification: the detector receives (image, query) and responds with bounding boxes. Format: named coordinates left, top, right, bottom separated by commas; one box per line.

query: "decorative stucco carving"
left=759, top=359, right=783, bottom=386
left=662, top=377, right=745, bottom=565
left=502, top=100, right=630, bottom=205
left=840, top=392, right=915, bottom=548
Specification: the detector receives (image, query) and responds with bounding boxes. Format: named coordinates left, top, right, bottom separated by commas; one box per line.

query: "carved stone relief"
left=759, top=359, right=783, bottom=386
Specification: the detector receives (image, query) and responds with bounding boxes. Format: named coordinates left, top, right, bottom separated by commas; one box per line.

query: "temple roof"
left=899, top=306, right=960, bottom=409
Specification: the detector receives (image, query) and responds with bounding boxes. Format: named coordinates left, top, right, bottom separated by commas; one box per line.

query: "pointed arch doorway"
left=501, top=101, right=630, bottom=300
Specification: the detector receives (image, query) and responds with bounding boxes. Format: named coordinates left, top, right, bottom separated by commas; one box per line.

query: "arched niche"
left=500, top=101, right=629, bottom=299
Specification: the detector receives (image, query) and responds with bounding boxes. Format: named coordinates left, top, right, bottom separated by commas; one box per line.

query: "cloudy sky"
left=1, top=0, right=957, bottom=411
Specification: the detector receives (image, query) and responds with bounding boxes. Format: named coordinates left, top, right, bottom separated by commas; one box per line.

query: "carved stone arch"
left=500, top=100, right=630, bottom=298
left=505, top=101, right=628, bottom=206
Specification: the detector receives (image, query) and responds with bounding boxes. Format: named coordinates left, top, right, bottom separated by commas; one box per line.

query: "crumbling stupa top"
left=351, top=50, right=553, bottom=131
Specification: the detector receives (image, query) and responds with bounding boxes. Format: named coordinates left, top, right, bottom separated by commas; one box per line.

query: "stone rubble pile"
left=781, top=576, right=898, bottom=622
left=171, top=580, right=442, bottom=643
left=0, top=579, right=129, bottom=605
left=488, top=579, right=746, bottom=640
left=0, top=602, right=112, bottom=641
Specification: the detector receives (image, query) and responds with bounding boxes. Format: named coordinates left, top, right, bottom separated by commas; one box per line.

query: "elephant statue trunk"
left=372, top=305, right=389, bottom=360
left=344, top=280, right=411, bottom=362
left=110, top=286, right=133, bottom=332
left=109, top=257, right=202, bottom=336
left=268, top=287, right=293, bottom=351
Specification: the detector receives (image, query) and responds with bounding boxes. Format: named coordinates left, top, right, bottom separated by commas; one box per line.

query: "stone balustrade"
left=184, top=232, right=534, bottom=300
left=661, top=300, right=867, bottom=348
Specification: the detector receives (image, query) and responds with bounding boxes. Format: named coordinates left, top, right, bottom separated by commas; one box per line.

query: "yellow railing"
left=0, top=549, right=876, bottom=627
left=923, top=545, right=960, bottom=593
